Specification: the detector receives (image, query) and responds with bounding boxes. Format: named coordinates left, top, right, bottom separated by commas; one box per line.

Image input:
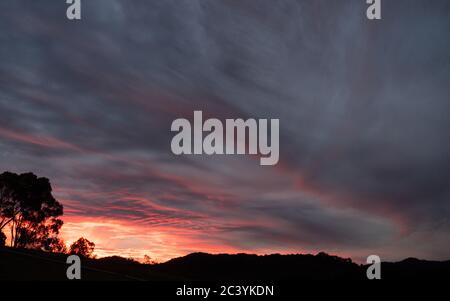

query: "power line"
left=0, top=247, right=146, bottom=281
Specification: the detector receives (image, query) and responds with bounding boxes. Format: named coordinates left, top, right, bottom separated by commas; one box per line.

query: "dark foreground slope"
left=1, top=247, right=449, bottom=281
left=0, top=247, right=175, bottom=281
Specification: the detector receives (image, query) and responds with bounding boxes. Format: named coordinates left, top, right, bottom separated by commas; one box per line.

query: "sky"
left=1, top=0, right=450, bottom=263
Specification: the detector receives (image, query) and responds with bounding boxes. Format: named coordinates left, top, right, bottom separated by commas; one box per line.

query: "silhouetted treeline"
left=153, top=252, right=364, bottom=280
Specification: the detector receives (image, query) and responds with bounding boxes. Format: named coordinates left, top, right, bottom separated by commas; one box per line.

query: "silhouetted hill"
left=153, top=252, right=363, bottom=280
left=375, top=257, right=450, bottom=280
left=1, top=247, right=450, bottom=280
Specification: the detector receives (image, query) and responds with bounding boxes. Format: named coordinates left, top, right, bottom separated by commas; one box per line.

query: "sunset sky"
left=1, top=0, right=450, bottom=263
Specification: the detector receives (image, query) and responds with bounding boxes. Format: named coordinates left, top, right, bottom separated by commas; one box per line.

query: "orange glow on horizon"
left=60, top=215, right=244, bottom=263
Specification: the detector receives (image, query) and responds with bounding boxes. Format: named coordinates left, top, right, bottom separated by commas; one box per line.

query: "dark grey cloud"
left=0, top=0, right=449, bottom=260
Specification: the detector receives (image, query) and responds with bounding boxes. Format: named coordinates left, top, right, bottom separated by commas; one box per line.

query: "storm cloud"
left=0, top=0, right=449, bottom=261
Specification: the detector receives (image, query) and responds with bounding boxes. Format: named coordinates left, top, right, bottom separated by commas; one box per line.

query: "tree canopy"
left=0, top=171, right=64, bottom=251
left=69, top=237, right=95, bottom=257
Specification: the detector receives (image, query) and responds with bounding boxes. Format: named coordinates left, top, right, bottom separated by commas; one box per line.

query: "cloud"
left=0, top=0, right=449, bottom=261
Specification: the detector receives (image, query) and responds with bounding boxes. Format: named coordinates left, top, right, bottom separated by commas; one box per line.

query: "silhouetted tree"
left=46, top=237, right=68, bottom=253
left=69, top=237, right=95, bottom=257
left=16, top=222, right=67, bottom=252
left=143, top=254, right=157, bottom=265
left=0, top=172, right=64, bottom=249
left=0, top=231, right=5, bottom=247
